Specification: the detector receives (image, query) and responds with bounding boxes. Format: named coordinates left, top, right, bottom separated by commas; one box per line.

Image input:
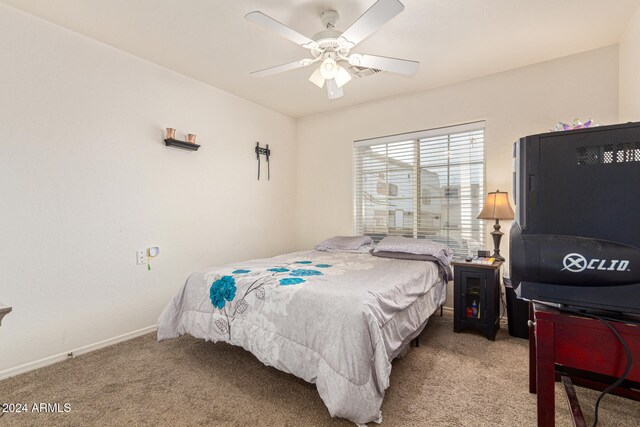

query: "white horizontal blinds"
left=354, top=122, right=485, bottom=255
left=418, top=129, right=484, bottom=254
left=354, top=140, right=416, bottom=241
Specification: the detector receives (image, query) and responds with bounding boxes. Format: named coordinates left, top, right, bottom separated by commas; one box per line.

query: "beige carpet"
left=1, top=313, right=639, bottom=426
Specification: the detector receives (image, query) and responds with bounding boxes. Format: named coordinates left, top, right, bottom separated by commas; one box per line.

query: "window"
left=353, top=122, right=485, bottom=255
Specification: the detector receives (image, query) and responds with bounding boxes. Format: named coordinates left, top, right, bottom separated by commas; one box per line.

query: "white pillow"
left=315, top=235, right=373, bottom=252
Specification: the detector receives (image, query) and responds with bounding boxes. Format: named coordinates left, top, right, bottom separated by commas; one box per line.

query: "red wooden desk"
left=530, top=303, right=640, bottom=426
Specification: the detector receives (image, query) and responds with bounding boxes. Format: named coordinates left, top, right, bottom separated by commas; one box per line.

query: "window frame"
left=353, top=121, right=486, bottom=255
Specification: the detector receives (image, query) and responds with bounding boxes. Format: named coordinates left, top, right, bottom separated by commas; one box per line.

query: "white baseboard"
left=0, top=325, right=157, bottom=381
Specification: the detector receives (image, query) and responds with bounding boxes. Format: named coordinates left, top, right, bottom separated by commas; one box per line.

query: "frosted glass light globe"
left=320, top=58, right=338, bottom=79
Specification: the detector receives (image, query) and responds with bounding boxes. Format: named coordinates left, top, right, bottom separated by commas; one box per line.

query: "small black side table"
left=452, top=260, right=502, bottom=341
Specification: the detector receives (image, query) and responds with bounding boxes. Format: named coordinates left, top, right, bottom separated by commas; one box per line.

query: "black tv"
left=510, top=122, right=640, bottom=314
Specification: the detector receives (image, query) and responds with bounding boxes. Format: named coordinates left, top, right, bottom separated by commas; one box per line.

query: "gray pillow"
left=373, top=236, right=454, bottom=265
left=370, top=249, right=452, bottom=281
left=370, top=250, right=439, bottom=262
left=315, top=235, right=373, bottom=251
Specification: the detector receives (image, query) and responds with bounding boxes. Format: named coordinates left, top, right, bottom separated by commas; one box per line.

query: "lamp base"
left=490, top=220, right=505, bottom=262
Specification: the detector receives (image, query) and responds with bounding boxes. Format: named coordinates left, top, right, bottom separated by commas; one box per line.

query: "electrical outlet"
left=136, top=250, right=146, bottom=265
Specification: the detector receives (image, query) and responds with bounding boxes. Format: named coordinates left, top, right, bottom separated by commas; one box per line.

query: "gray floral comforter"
left=157, top=250, right=446, bottom=425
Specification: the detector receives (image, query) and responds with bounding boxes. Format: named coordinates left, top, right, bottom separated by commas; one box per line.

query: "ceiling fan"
left=245, top=0, right=419, bottom=100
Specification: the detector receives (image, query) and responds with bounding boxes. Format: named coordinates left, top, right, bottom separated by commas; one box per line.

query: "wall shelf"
left=164, top=138, right=200, bottom=151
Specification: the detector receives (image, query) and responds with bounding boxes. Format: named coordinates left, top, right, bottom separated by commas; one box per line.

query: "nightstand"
left=452, top=260, right=502, bottom=341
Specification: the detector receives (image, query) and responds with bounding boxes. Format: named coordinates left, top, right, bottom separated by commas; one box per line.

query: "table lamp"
left=477, top=190, right=515, bottom=261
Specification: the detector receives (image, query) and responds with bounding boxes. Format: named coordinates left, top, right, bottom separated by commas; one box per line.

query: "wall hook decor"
left=255, top=142, right=271, bottom=180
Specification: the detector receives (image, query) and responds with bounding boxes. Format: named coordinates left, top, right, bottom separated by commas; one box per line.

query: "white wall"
left=0, top=4, right=297, bottom=374
left=620, top=6, right=640, bottom=121
left=0, top=1, right=628, bottom=375
left=295, top=46, right=620, bottom=283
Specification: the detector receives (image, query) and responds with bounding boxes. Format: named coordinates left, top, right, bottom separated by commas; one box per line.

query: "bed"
left=157, top=248, right=448, bottom=425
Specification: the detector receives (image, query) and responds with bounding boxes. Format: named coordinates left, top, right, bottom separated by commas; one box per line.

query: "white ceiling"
left=3, top=0, right=640, bottom=118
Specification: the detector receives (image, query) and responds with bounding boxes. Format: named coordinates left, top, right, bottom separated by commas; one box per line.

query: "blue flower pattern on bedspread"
left=210, top=276, right=237, bottom=309
left=279, top=278, right=305, bottom=286
left=290, top=269, right=323, bottom=277
left=209, top=259, right=334, bottom=339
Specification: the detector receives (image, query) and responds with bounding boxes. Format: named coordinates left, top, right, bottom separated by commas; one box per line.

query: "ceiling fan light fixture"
left=320, top=57, right=338, bottom=79
left=309, top=67, right=325, bottom=88
left=334, top=65, right=352, bottom=88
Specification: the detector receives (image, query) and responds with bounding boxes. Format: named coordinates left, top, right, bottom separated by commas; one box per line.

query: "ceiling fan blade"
left=339, top=0, right=404, bottom=47
left=245, top=11, right=318, bottom=49
left=250, top=60, right=310, bottom=77
left=350, top=54, right=419, bottom=76
left=326, top=79, right=344, bottom=99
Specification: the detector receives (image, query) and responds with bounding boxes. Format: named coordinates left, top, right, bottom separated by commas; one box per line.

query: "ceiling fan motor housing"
left=312, top=10, right=345, bottom=50
left=312, top=29, right=343, bottom=49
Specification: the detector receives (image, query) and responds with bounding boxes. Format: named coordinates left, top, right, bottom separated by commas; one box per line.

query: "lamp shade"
left=334, top=65, right=352, bottom=88
left=309, top=67, right=325, bottom=88
left=477, top=190, right=515, bottom=220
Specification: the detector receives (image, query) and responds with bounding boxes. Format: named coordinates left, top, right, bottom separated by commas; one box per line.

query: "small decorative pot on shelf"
left=163, top=128, right=200, bottom=151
